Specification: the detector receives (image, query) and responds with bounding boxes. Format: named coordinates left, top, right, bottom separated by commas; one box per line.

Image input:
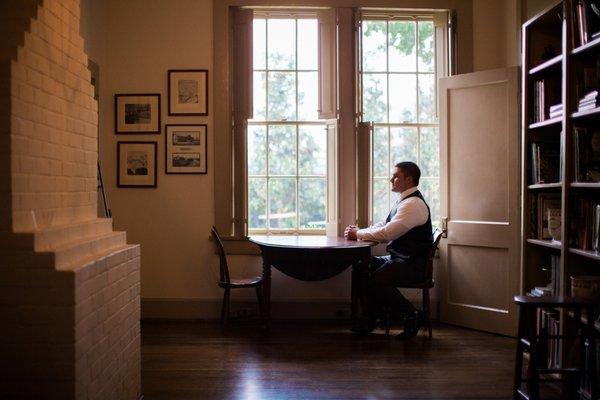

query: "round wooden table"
left=249, top=235, right=377, bottom=324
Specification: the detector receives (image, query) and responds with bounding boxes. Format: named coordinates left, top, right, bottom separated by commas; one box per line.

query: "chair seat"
left=219, top=276, right=263, bottom=288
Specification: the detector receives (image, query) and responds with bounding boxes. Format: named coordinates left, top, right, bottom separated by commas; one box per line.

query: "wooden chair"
left=210, top=226, right=264, bottom=325
left=386, top=228, right=445, bottom=339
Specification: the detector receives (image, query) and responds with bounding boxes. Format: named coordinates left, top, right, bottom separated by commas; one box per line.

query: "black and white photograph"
left=115, top=94, right=160, bottom=134
left=126, top=151, right=149, bottom=175
left=165, top=124, right=207, bottom=174
left=173, top=131, right=200, bottom=146
left=168, top=70, right=208, bottom=115
left=125, top=104, right=151, bottom=124
left=178, top=80, right=198, bottom=104
left=117, top=142, right=157, bottom=187
left=172, top=153, right=201, bottom=167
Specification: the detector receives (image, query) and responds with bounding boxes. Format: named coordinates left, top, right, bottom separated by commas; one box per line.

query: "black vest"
left=386, top=190, right=433, bottom=262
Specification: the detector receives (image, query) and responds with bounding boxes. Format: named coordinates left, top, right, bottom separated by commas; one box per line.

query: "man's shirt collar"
left=399, top=186, right=419, bottom=201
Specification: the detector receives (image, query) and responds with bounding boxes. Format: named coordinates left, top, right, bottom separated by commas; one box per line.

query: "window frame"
left=214, top=3, right=461, bottom=255
left=248, top=13, right=329, bottom=235
left=357, top=13, right=446, bottom=227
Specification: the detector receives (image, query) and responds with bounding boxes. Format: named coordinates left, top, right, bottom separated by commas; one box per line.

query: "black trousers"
left=364, top=255, right=427, bottom=320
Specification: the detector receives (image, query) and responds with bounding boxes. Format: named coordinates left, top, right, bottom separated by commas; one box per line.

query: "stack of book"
left=529, top=285, right=552, bottom=297
left=578, top=90, right=598, bottom=112
left=548, top=103, right=563, bottom=119
left=571, top=198, right=600, bottom=251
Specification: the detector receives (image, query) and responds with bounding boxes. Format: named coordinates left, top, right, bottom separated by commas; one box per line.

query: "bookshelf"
left=522, top=1, right=600, bottom=396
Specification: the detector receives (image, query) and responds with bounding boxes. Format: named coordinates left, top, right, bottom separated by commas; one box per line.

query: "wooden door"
left=439, top=67, right=520, bottom=336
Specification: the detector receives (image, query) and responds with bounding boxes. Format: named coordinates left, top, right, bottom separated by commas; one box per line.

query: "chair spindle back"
left=211, top=226, right=230, bottom=284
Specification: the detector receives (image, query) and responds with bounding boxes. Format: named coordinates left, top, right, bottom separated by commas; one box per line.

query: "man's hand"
left=344, top=225, right=358, bottom=241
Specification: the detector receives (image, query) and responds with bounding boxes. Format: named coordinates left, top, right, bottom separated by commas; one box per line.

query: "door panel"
left=439, top=67, right=520, bottom=336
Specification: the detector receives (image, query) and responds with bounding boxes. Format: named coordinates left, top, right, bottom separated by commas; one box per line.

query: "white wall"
left=79, top=0, right=521, bottom=315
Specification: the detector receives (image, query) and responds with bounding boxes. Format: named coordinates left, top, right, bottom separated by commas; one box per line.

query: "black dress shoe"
left=395, top=312, right=423, bottom=340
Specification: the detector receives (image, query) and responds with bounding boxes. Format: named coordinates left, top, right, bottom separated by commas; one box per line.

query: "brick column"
left=0, top=1, right=141, bottom=399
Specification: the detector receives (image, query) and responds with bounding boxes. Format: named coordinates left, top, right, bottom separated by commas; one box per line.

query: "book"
left=577, top=0, right=589, bottom=46
left=530, top=141, right=561, bottom=184
left=537, top=193, right=561, bottom=240
left=573, top=128, right=600, bottom=182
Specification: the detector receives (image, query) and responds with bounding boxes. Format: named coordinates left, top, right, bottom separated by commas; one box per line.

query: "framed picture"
left=165, top=124, right=207, bottom=174
left=115, top=93, right=161, bottom=134
left=117, top=141, right=157, bottom=188
left=168, top=69, right=208, bottom=116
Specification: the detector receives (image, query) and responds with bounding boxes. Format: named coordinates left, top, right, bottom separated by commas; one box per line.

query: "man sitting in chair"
left=345, top=161, right=433, bottom=339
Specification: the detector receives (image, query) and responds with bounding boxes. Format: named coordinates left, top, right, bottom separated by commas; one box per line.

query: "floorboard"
left=141, top=321, right=530, bottom=399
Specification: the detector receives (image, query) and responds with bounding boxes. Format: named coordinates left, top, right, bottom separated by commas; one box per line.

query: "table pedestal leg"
left=351, top=249, right=370, bottom=323
left=262, top=259, right=271, bottom=327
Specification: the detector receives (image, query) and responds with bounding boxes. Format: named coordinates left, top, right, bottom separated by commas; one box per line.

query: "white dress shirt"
left=356, top=186, right=429, bottom=243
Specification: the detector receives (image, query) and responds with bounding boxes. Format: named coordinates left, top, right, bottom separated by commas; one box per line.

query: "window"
left=361, top=17, right=441, bottom=227
left=247, top=16, right=327, bottom=234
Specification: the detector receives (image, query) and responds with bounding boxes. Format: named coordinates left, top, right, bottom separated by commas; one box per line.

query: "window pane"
left=373, top=127, right=389, bottom=178
left=372, top=178, right=390, bottom=224
left=268, top=125, right=296, bottom=175
left=388, top=21, right=416, bottom=72
left=299, top=178, right=326, bottom=229
left=298, top=19, right=318, bottom=70
left=299, top=125, right=326, bottom=175
left=269, top=178, right=296, bottom=229
left=390, top=127, right=417, bottom=165
left=248, top=125, right=267, bottom=175
left=268, top=72, right=296, bottom=121
left=420, top=178, right=440, bottom=227
left=268, top=19, right=295, bottom=70
left=363, top=73, right=387, bottom=123
left=389, top=74, right=417, bottom=123
left=362, top=21, right=387, bottom=72
left=254, top=19, right=266, bottom=70
left=298, top=71, right=318, bottom=121
left=418, top=21, right=435, bottom=72
left=418, top=73, right=436, bottom=123
left=420, top=127, right=439, bottom=177
left=252, top=71, right=266, bottom=121
left=248, top=178, right=267, bottom=229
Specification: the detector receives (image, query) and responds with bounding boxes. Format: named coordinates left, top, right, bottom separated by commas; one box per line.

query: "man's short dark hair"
left=395, top=161, right=421, bottom=186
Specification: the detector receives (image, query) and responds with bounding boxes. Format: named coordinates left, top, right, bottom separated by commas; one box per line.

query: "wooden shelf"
left=569, top=248, right=600, bottom=261
left=529, top=55, right=562, bottom=75
left=528, top=117, right=562, bottom=129
left=528, top=183, right=562, bottom=190
left=527, top=239, right=562, bottom=250
left=571, top=107, right=600, bottom=119
left=571, top=35, right=600, bottom=56
left=570, top=182, right=600, bottom=188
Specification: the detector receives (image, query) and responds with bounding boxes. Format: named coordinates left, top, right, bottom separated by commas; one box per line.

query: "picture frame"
left=165, top=124, right=207, bottom=174
left=117, top=141, right=158, bottom=188
left=168, top=69, right=208, bottom=116
left=115, top=93, right=161, bottom=134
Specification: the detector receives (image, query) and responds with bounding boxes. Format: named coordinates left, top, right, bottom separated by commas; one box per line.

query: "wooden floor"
left=141, top=320, right=524, bottom=399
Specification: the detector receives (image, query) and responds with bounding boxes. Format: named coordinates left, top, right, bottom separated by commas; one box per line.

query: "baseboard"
left=141, top=298, right=439, bottom=321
